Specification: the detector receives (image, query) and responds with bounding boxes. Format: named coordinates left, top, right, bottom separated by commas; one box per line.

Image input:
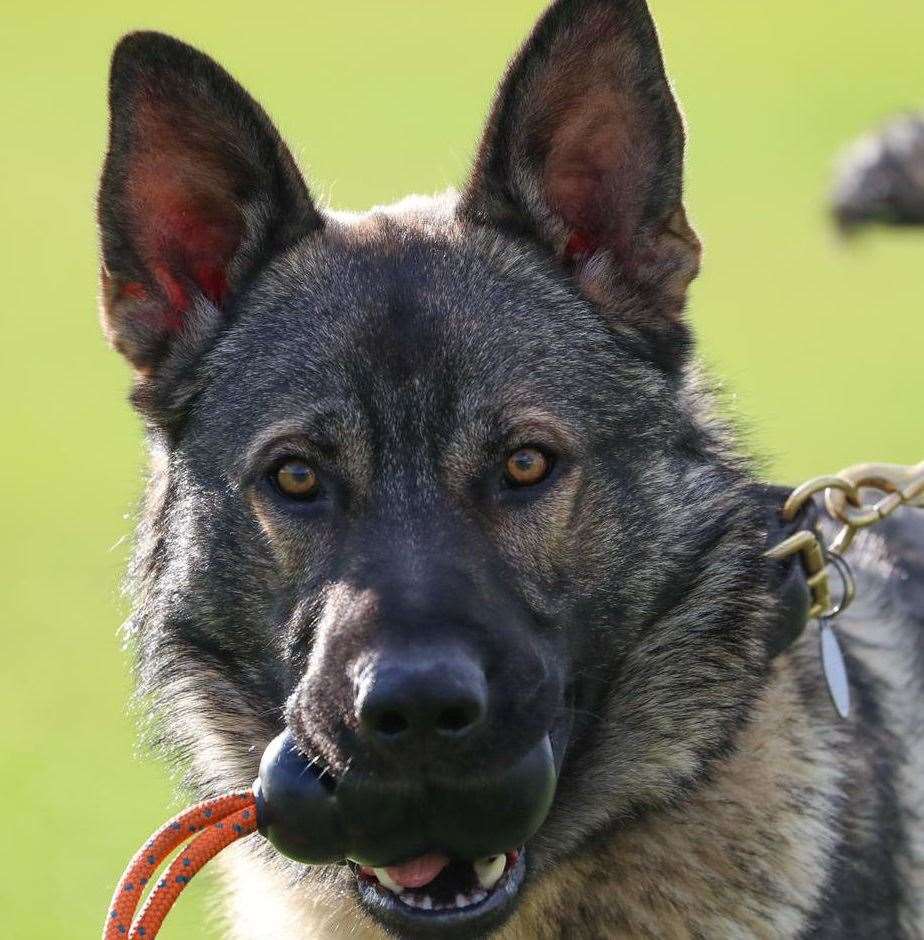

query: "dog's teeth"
left=456, top=893, right=469, bottom=907
left=373, top=868, right=405, bottom=894
left=400, top=894, right=420, bottom=908
left=471, top=889, right=487, bottom=904
left=474, top=854, right=506, bottom=891
left=420, top=895, right=433, bottom=910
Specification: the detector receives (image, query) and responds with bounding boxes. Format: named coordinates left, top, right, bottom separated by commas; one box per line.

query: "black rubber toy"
left=253, top=730, right=557, bottom=867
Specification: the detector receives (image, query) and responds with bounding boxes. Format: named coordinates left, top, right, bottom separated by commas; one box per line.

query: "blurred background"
left=2, top=1, right=922, bottom=936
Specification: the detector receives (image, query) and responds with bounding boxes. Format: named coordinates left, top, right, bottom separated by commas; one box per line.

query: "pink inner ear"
left=564, top=231, right=598, bottom=264
left=539, top=80, right=656, bottom=263
left=515, top=4, right=664, bottom=261
left=124, top=103, right=243, bottom=329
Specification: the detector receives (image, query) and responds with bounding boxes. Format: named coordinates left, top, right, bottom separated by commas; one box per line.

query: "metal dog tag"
left=820, top=622, right=850, bottom=719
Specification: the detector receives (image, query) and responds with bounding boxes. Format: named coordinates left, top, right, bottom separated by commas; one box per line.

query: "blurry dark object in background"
left=831, top=112, right=924, bottom=233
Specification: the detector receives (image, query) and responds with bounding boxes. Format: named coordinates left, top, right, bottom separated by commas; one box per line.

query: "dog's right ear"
left=460, top=0, right=700, bottom=369
left=98, top=32, right=320, bottom=409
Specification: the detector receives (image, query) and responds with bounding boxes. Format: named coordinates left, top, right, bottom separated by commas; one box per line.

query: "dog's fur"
left=831, top=112, right=924, bottom=232
left=98, top=1, right=924, bottom=937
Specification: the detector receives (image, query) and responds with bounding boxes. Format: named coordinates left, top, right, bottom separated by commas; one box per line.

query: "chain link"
left=765, top=461, right=924, bottom=619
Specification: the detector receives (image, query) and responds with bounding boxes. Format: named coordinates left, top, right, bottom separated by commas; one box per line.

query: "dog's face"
left=99, top=2, right=772, bottom=937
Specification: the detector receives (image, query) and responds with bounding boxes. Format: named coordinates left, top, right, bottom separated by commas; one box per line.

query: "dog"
left=831, top=112, right=924, bottom=233
left=97, top=1, right=924, bottom=936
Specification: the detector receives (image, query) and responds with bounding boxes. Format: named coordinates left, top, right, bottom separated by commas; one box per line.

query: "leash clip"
left=817, top=551, right=855, bottom=620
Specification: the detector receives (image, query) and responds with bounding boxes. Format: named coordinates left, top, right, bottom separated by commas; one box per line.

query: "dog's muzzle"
left=253, top=729, right=557, bottom=867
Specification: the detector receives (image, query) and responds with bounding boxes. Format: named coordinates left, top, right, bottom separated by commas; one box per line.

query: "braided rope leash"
left=103, top=791, right=257, bottom=939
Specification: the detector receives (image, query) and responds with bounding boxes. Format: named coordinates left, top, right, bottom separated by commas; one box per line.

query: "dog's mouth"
left=255, top=730, right=552, bottom=934
left=352, top=848, right=526, bottom=934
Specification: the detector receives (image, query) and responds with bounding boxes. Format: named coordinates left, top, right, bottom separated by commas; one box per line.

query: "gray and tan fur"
left=831, top=112, right=924, bottom=233
left=97, top=1, right=924, bottom=937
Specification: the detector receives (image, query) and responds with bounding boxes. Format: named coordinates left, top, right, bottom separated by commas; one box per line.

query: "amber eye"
left=274, top=459, right=320, bottom=499
left=504, top=448, right=552, bottom=488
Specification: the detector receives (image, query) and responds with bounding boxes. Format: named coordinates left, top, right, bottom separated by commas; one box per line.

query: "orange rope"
left=103, top=791, right=257, bottom=940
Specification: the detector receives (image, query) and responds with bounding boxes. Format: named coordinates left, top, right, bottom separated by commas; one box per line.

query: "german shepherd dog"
left=98, top=1, right=924, bottom=937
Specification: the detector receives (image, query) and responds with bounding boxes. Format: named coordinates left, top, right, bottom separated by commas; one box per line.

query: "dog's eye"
left=273, top=459, right=320, bottom=499
left=504, top=448, right=552, bottom=488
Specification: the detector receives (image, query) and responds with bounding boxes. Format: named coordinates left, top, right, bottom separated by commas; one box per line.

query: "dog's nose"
left=357, top=648, right=488, bottom=750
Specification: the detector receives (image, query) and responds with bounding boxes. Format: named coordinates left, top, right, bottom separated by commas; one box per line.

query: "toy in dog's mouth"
left=254, top=730, right=554, bottom=932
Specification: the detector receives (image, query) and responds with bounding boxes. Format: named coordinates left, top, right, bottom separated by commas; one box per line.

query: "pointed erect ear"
left=460, top=0, right=701, bottom=360
left=98, top=32, right=321, bottom=374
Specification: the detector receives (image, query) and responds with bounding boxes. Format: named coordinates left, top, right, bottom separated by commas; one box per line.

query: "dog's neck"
left=499, top=663, right=845, bottom=939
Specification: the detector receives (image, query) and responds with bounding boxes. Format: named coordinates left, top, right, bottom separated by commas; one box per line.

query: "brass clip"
left=766, top=460, right=922, bottom=619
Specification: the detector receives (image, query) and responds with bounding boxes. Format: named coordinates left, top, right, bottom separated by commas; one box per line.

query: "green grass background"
left=2, top=1, right=922, bottom=936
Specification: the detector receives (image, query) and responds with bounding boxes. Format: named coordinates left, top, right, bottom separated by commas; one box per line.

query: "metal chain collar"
left=766, top=461, right=924, bottom=619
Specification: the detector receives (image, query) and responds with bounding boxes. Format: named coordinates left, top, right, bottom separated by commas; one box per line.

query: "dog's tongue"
left=385, top=853, right=450, bottom=889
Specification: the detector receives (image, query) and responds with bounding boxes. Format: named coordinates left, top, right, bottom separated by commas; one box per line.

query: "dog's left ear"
left=460, top=0, right=701, bottom=364
left=98, top=32, right=321, bottom=390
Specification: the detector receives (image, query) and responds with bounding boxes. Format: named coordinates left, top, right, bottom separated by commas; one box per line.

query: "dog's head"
left=99, top=2, right=773, bottom=936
